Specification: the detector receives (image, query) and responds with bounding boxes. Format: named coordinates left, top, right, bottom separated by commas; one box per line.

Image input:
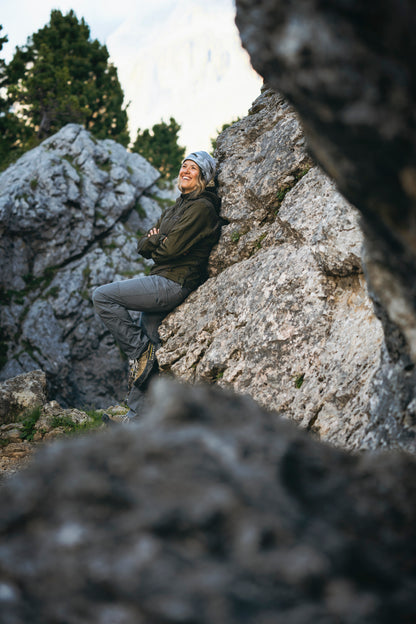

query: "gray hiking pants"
left=93, top=274, right=190, bottom=417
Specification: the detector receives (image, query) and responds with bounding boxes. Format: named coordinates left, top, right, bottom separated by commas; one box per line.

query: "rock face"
left=234, top=0, right=416, bottom=364
left=0, top=370, right=130, bottom=477
left=158, top=89, right=416, bottom=453
left=208, top=91, right=313, bottom=274
left=1, top=8, right=416, bottom=623
left=0, top=124, right=169, bottom=407
left=1, top=91, right=415, bottom=453
left=0, top=370, right=47, bottom=424
left=0, top=378, right=415, bottom=624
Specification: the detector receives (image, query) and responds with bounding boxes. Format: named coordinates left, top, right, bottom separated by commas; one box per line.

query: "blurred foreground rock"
left=0, top=377, right=415, bottom=624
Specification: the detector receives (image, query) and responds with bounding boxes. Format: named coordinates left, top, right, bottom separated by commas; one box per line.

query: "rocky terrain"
left=2, top=89, right=415, bottom=455
left=0, top=370, right=111, bottom=477
left=0, top=124, right=176, bottom=408
left=235, top=0, right=416, bottom=376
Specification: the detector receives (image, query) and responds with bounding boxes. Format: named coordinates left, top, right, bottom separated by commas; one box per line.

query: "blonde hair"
left=177, top=165, right=207, bottom=196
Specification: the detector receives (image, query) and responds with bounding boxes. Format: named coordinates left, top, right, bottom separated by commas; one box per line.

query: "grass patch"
left=98, top=160, right=112, bottom=173
left=22, top=266, right=57, bottom=294
left=294, top=167, right=311, bottom=182
left=20, top=406, right=42, bottom=441
left=212, top=367, right=226, bottom=382
left=1, top=287, right=26, bottom=306
left=102, top=241, right=118, bottom=251
left=134, top=199, right=147, bottom=218
left=294, top=374, right=305, bottom=389
left=63, top=155, right=82, bottom=176
left=0, top=287, right=12, bottom=306
left=82, top=265, right=92, bottom=279
left=50, top=410, right=103, bottom=435
left=230, top=230, right=241, bottom=244
left=255, top=232, right=267, bottom=250
left=46, top=285, right=60, bottom=299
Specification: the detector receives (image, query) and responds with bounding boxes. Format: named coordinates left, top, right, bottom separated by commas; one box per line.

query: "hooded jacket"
left=137, top=189, right=222, bottom=291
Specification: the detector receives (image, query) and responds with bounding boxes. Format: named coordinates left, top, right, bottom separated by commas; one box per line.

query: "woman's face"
left=179, top=160, right=200, bottom=193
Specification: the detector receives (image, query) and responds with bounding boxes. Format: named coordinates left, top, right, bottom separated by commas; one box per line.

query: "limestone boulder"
left=160, top=165, right=411, bottom=451
left=159, top=91, right=416, bottom=452
left=0, top=370, right=47, bottom=424
left=235, top=0, right=416, bottom=363
left=209, top=88, right=313, bottom=274
left=0, top=124, right=158, bottom=288
left=0, top=125, right=165, bottom=407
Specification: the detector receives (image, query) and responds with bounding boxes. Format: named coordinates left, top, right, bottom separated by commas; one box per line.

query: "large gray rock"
left=158, top=92, right=416, bottom=453
left=234, top=0, right=416, bottom=364
left=209, top=90, right=313, bottom=274
left=0, top=124, right=158, bottom=288
left=0, top=370, right=47, bottom=424
left=0, top=378, right=415, bottom=624
left=0, top=125, right=164, bottom=407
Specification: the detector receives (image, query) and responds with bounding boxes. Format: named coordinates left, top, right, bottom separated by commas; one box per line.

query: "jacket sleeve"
left=137, top=234, right=165, bottom=258
left=136, top=215, right=164, bottom=258
left=151, top=200, right=215, bottom=262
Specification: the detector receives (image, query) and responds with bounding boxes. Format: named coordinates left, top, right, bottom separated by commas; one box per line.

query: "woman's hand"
left=148, top=228, right=160, bottom=237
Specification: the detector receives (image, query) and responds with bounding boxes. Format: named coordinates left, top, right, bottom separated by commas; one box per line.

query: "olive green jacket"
left=137, top=189, right=222, bottom=290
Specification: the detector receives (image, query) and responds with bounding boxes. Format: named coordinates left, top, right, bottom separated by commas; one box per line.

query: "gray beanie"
left=182, top=151, right=216, bottom=183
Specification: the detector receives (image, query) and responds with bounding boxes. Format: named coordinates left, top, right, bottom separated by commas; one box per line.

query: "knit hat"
left=182, top=151, right=216, bottom=183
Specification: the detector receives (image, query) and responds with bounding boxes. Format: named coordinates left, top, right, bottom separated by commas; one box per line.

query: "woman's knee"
left=92, top=284, right=110, bottom=310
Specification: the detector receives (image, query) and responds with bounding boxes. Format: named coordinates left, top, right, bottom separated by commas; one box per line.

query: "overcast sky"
left=0, top=0, right=261, bottom=152
left=1, top=0, right=135, bottom=60
left=0, top=0, right=236, bottom=62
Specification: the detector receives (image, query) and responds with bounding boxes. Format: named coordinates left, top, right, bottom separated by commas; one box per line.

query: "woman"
left=93, top=151, right=221, bottom=423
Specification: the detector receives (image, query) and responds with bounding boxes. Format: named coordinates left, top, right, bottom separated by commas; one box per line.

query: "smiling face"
left=179, top=160, right=201, bottom=193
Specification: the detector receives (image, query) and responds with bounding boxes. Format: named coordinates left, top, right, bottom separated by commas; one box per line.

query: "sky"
left=0, top=0, right=263, bottom=151
left=0, top=0, right=138, bottom=61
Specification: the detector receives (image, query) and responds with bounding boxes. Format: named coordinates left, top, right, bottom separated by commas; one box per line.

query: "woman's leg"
left=93, top=275, right=190, bottom=421
left=93, top=274, right=190, bottom=358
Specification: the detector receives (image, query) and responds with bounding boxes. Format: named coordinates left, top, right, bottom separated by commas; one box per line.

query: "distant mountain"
left=107, top=0, right=262, bottom=152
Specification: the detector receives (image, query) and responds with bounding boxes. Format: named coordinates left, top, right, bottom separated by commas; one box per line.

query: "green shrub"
left=51, top=410, right=103, bottom=435
left=20, top=406, right=42, bottom=441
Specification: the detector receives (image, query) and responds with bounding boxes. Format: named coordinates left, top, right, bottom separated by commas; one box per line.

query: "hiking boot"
left=102, top=412, right=132, bottom=426
left=129, top=341, right=157, bottom=389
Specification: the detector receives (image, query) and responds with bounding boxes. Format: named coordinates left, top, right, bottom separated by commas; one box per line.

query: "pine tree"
left=132, top=117, right=186, bottom=180
left=0, top=26, right=30, bottom=170
left=5, top=10, right=129, bottom=153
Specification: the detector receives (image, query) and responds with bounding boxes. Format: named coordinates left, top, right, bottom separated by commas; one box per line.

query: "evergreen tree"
left=132, top=117, right=186, bottom=179
left=0, top=26, right=29, bottom=170
left=5, top=10, right=129, bottom=153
